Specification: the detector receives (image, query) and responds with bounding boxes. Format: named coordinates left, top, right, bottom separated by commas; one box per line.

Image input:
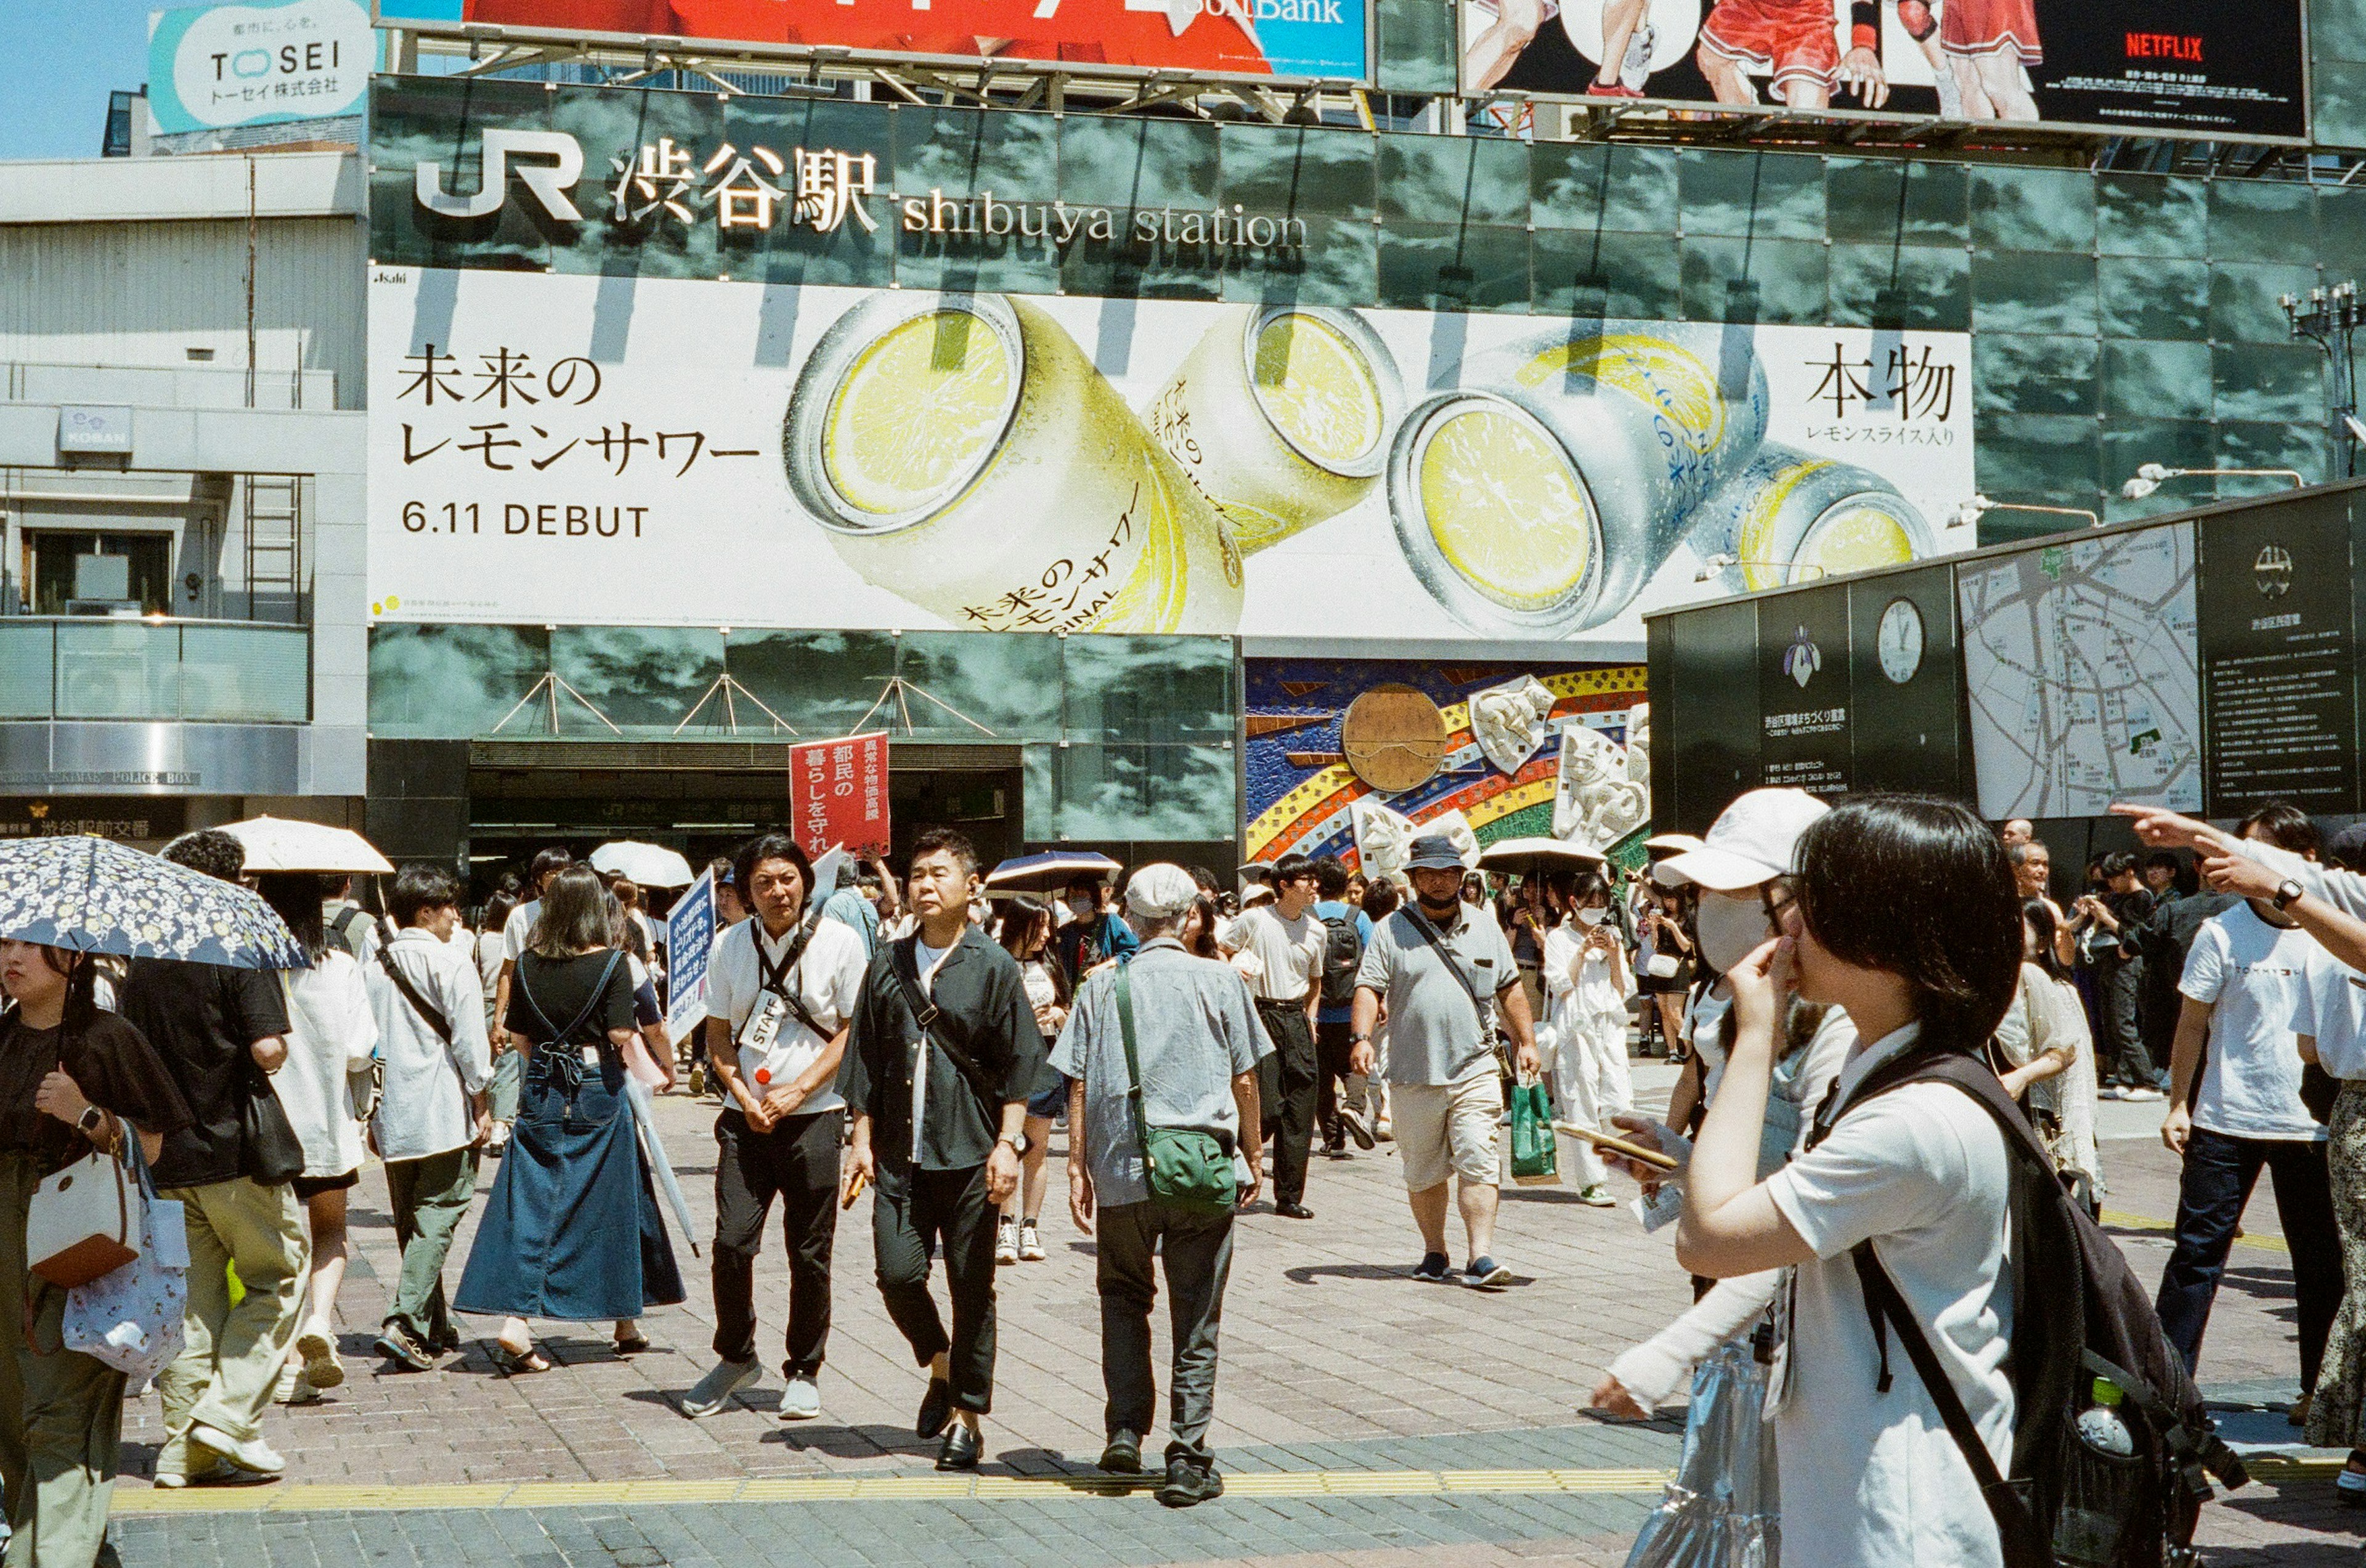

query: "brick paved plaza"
left=107, top=1067, right=2360, bottom=1567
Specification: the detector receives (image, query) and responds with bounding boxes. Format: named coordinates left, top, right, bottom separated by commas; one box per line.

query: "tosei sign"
left=1464, top=0, right=2307, bottom=143
left=375, top=0, right=1368, bottom=82
left=149, top=0, right=372, bottom=133
left=788, top=733, right=892, bottom=861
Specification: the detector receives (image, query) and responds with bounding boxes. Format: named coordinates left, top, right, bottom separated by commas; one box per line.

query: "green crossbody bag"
left=1115, top=963, right=1237, bottom=1215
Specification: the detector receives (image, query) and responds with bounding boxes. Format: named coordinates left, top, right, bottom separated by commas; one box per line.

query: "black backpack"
left=1318, top=911, right=1362, bottom=1008
left=1811, top=1050, right=2246, bottom=1568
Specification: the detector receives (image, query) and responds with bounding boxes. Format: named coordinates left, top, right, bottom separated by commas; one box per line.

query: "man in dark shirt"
left=840, top=828, right=1046, bottom=1473
left=2072, top=850, right=2163, bottom=1096
left=120, top=829, right=303, bottom=1487
left=2131, top=851, right=2239, bottom=1092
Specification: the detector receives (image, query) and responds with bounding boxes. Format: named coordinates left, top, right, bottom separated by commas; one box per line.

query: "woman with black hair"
left=1677, top=794, right=2025, bottom=1568
left=1993, top=897, right=2103, bottom=1211
left=994, top=899, right=1071, bottom=1265
left=0, top=939, right=189, bottom=1562
left=456, top=866, right=685, bottom=1374
left=254, top=871, right=379, bottom=1407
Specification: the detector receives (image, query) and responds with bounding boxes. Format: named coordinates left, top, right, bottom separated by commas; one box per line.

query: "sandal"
left=487, top=1339, right=551, bottom=1376
left=613, top=1332, right=652, bottom=1355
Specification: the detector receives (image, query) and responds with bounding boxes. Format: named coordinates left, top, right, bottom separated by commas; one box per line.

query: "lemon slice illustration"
left=1251, top=312, right=1386, bottom=469
left=823, top=309, right=1015, bottom=516
left=1416, top=402, right=1593, bottom=611
left=1795, top=503, right=1917, bottom=579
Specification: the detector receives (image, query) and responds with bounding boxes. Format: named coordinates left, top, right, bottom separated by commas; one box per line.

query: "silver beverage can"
left=1685, top=442, right=1937, bottom=594
left=1385, top=324, right=1770, bottom=635
left=1142, top=305, right=1404, bottom=555
left=783, top=291, right=1245, bottom=636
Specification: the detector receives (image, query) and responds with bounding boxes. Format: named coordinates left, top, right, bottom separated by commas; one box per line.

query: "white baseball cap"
left=1651, top=789, right=1828, bottom=892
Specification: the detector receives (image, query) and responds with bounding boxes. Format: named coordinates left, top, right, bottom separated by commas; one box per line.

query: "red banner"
left=788, top=731, right=891, bottom=859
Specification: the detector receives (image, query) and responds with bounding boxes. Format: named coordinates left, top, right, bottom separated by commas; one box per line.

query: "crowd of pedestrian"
left=14, top=779, right=2366, bottom=1567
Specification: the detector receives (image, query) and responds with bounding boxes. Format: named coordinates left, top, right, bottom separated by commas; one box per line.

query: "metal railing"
left=0, top=617, right=310, bottom=723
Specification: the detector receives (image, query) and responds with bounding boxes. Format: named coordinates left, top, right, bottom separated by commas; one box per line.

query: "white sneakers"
left=679, top=1358, right=761, bottom=1420
left=189, top=1424, right=286, bottom=1477
left=1017, top=1221, right=1046, bottom=1262
left=995, top=1217, right=1020, bottom=1265
left=779, top=1375, right=822, bottom=1421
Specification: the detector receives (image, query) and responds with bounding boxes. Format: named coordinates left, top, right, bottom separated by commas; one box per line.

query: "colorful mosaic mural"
left=1244, top=658, right=1649, bottom=868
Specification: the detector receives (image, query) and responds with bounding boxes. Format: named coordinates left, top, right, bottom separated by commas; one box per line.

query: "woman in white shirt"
left=1543, top=869, right=1633, bottom=1207
left=256, top=872, right=380, bottom=1405
left=1993, top=898, right=2104, bottom=1211
left=478, top=892, right=521, bottom=1152
left=1677, top=796, right=2025, bottom=1568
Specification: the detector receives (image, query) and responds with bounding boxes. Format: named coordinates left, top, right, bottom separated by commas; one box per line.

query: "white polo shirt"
left=704, top=914, right=868, bottom=1115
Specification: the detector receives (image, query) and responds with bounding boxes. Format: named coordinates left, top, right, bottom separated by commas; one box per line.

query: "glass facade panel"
left=2209, top=262, right=2320, bottom=345
left=2097, top=174, right=2203, bottom=258
left=2099, top=257, right=2209, bottom=341
left=2208, top=180, right=2317, bottom=265
left=551, top=626, right=726, bottom=733
left=1529, top=142, right=1609, bottom=228
left=894, top=630, right=1064, bottom=739
left=1373, top=0, right=1457, bottom=93
left=1377, top=222, right=1531, bottom=313
left=1678, top=150, right=1824, bottom=240
left=2320, top=59, right=2366, bottom=152
left=0, top=624, right=52, bottom=718
left=1058, top=116, right=1219, bottom=214
left=368, top=624, right=551, bottom=737
left=724, top=629, right=900, bottom=737
left=1826, top=243, right=1969, bottom=330
left=1680, top=238, right=1828, bottom=325
left=1028, top=741, right=1237, bottom=843
left=1220, top=216, right=1376, bottom=308
left=1971, top=250, right=2096, bottom=337
left=1969, top=166, right=2095, bottom=254
left=1378, top=132, right=1530, bottom=227
left=1219, top=123, right=1375, bottom=220
left=2212, top=342, right=2329, bottom=423
left=1060, top=635, right=1234, bottom=743
left=2097, top=418, right=2216, bottom=517
left=1973, top=412, right=2101, bottom=504
left=53, top=622, right=177, bottom=720
left=2217, top=421, right=2333, bottom=493
left=1975, top=334, right=2098, bottom=416
left=1595, top=146, right=1680, bottom=234
left=1824, top=158, right=1966, bottom=245
left=1532, top=228, right=1680, bottom=321
left=180, top=626, right=309, bottom=721
left=2102, top=339, right=2212, bottom=422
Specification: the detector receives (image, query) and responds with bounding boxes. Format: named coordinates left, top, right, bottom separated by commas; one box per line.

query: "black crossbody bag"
left=879, top=939, right=1006, bottom=1121
left=1400, top=906, right=1503, bottom=1078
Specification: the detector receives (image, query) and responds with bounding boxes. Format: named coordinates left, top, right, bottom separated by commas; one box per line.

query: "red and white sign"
left=789, top=731, right=890, bottom=859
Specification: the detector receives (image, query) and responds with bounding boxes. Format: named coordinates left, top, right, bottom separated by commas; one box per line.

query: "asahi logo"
left=413, top=130, right=1306, bottom=254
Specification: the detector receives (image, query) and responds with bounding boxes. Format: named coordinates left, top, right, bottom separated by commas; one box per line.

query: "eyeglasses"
left=1760, top=878, right=1797, bottom=930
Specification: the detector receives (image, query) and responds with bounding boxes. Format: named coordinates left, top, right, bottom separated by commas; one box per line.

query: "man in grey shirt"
left=1054, top=864, right=1270, bottom=1509
left=1350, top=834, right=1540, bottom=1290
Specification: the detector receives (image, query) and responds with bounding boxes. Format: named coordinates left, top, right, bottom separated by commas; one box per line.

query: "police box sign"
left=404, top=126, right=1310, bottom=265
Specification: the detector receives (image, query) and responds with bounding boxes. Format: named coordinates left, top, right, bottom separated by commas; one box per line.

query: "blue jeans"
left=2153, top=1126, right=2342, bottom=1391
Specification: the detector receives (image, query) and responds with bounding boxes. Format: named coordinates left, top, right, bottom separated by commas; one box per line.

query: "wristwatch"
left=1000, top=1130, right=1030, bottom=1156
left=75, top=1105, right=104, bottom=1137
left=1349, top=1031, right=1372, bottom=1045
left=2274, top=879, right=2306, bottom=911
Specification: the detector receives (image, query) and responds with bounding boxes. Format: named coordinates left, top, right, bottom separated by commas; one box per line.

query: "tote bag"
left=28, top=1143, right=142, bottom=1288
left=63, top=1139, right=187, bottom=1382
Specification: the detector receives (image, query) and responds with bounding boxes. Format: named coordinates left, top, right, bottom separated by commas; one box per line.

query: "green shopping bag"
left=1508, top=1079, right=1560, bottom=1187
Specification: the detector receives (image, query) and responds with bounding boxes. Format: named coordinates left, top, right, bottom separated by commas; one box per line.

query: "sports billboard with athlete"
left=1463, top=0, right=2304, bottom=141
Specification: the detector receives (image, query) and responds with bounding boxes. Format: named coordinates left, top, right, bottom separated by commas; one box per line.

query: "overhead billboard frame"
left=373, top=0, right=1374, bottom=90
left=1458, top=0, right=2311, bottom=147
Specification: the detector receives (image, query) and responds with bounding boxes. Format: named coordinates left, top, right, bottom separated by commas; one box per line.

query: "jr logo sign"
left=414, top=129, right=584, bottom=222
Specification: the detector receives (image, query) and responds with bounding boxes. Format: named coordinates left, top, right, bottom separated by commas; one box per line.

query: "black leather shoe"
left=1155, top=1457, right=1224, bottom=1508
left=1098, top=1434, right=1142, bottom=1473
left=936, top=1423, right=983, bottom=1471
left=916, top=1376, right=954, bottom=1439
left=1275, top=1202, right=1314, bottom=1220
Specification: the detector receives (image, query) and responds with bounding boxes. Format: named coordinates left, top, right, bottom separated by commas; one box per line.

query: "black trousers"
left=1314, top=1018, right=1356, bottom=1148
left=1256, top=1001, right=1319, bottom=1207
left=872, top=1160, right=1000, bottom=1414
left=712, top=1106, right=843, bottom=1376
left=2154, top=1127, right=2343, bottom=1391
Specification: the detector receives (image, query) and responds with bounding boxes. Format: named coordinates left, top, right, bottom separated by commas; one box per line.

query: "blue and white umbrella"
left=982, top=851, right=1123, bottom=895
left=0, top=835, right=308, bottom=970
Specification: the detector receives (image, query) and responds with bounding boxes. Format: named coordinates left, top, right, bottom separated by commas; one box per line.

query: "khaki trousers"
left=155, top=1177, right=308, bottom=1474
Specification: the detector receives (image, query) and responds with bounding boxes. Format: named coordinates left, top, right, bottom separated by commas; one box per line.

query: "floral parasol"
left=0, top=835, right=309, bottom=970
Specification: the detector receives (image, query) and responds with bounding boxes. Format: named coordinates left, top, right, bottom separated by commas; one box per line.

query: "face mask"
left=1575, top=907, right=1608, bottom=927
left=1695, top=892, right=1771, bottom=976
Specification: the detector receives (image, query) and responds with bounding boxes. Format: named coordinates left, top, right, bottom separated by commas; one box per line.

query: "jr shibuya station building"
left=352, top=0, right=2366, bottom=888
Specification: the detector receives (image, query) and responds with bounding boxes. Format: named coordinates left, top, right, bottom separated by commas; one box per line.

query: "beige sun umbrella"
left=220, top=816, right=395, bottom=875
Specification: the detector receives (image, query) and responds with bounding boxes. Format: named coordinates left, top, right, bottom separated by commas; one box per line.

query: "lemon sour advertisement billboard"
left=366, top=84, right=1977, bottom=648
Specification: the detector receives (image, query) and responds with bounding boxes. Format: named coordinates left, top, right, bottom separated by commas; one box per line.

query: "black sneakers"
left=1155, top=1457, right=1223, bottom=1508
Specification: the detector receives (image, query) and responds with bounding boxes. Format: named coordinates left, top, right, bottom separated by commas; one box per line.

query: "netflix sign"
left=1469, top=0, right=2307, bottom=144
left=788, top=732, right=892, bottom=861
